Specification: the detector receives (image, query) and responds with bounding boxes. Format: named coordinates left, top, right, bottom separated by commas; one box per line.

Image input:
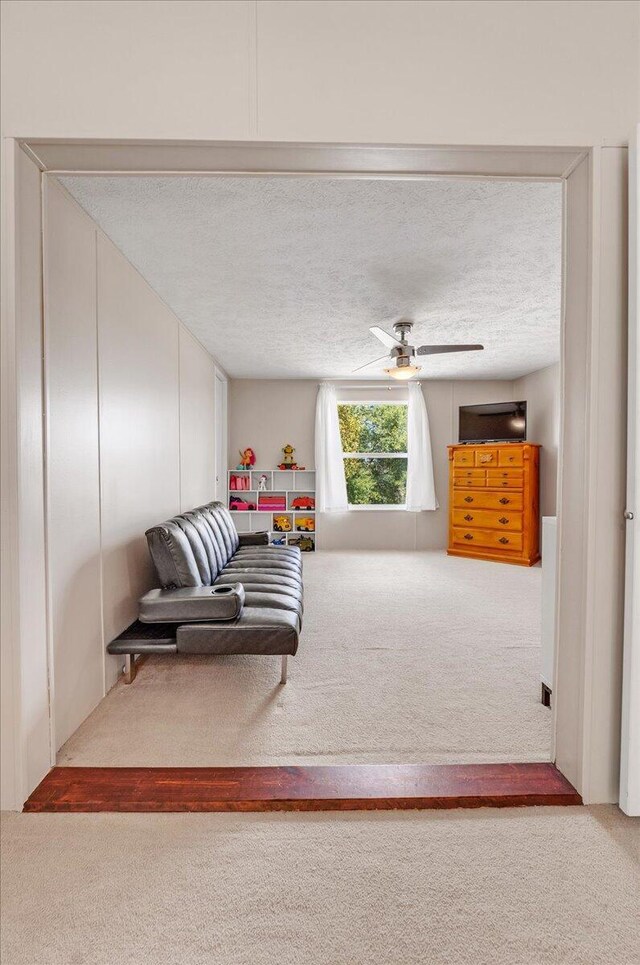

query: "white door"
left=214, top=374, right=228, bottom=502
left=620, top=125, right=640, bottom=815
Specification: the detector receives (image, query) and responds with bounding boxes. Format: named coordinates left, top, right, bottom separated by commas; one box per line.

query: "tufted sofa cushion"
left=146, top=502, right=245, bottom=589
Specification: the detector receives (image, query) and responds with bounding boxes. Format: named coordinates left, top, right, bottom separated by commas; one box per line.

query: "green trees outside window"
left=338, top=403, right=408, bottom=506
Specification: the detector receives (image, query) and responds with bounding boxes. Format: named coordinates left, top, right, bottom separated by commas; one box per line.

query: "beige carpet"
left=59, top=551, right=551, bottom=766
left=2, top=806, right=639, bottom=965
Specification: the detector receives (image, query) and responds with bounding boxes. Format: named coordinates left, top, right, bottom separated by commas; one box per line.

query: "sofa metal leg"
left=123, top=654, right=137, bottom=684
left=280, top=654, right=288, bottom=685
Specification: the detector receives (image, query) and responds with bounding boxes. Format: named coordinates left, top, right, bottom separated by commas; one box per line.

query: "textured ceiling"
left=60, top=176, right=562, bottom=380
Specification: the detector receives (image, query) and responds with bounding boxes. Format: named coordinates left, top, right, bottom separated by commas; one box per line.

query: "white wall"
left=1, top=1, right=638, bottom=145
left=44, top=180, right=224, bottom=745
left=228, top=380, right=316, bottom=471
left=514, top=363, right=560, bottom=517
left=97, top=234, right=183, bottom=690
left=180, top=327, right=217, bottom=512
left=228, top=377, right=518, bottom=550
left=44, top=180, right=103, bottom=749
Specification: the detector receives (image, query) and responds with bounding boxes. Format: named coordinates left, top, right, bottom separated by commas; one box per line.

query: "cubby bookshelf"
left=227, top=469, right=317, bottom=551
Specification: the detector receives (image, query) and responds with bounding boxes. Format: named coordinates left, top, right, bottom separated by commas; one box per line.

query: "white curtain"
left=315, top=383, right=348, bottom=512
left=406, top=382, right=438, bottom=512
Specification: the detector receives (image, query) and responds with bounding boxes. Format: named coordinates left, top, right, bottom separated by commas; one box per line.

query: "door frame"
left=214, top=370, right=228, bottom=503
left=620, top=126, right=639, bottom=816
left=1, top=138, right=628, bottom=808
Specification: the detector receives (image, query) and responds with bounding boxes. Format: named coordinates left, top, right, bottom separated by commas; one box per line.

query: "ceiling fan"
left=354, top=320, right=484, bottom=380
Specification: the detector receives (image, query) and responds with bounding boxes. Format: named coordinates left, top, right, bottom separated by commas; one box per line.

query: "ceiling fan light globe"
left=384, top=364, right=422, bottom=381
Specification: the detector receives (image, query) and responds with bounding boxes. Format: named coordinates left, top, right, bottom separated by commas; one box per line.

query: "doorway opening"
left=7, top=139, right=624, bottom=808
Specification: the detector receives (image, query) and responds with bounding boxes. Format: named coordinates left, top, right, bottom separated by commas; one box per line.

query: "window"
left=338, top=402, right=408, bottom=507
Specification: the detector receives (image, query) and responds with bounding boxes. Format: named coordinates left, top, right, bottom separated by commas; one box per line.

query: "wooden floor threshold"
left=24, top=763, right=581, bottom=813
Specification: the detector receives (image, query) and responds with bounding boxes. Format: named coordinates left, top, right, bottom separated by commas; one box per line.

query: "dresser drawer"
left=453, top=470, right=486, bottom=488
left=475, top=448, right=498, bottom=467
left=453, top=490, right=524, bottom=511
left=453, top=509, right=523, bottom=531
left=453, top=449, right=475, bottom=467
left=452, top=527, right=523, bottom=552
left=486, top=469, right=523, bottom=489
left=498, top=448, right=524, bottom=468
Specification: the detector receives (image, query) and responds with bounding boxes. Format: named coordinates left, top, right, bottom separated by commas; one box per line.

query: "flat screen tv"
left=458, top=401, right=527, bottom=444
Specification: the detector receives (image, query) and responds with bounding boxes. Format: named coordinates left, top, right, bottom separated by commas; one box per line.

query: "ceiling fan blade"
left=416, top=344, right=484, bottom=356
left=370, top=326, right=402, bottom=349
left=351, top=353, right=391, bottom=373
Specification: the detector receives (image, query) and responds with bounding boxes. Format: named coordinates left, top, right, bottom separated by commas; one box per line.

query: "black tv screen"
left=459, top=401, right=527, bottom=443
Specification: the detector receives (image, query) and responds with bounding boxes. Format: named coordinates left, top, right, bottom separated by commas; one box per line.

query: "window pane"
left=343, top=457, right=407, bottom=505
left=338, top=403, right=407, bottom=453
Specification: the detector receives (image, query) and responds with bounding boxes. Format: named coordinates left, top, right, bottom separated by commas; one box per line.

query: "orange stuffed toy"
left=238, top=447, right=256, bottom=469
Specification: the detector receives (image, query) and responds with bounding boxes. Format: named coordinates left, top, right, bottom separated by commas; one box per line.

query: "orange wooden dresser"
left=447, top=443, right=541, bottom=566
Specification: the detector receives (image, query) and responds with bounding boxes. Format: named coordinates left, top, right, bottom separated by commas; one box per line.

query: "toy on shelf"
left=237, top=447, right=256, bottom=470
left=258, top=493, right=286, bottom=512
left=271, top=535, right=286, bottom=546
left=277, top=444, right=305, bottom=471
left=273, top=515, right=292, bottom=532
left=291, top=495, right=315, bottom=510
left=295, top=517, right=315, bottom=532
left=288, top=535, right=315, bottom=552
left=229, top=495, right=256, bottom=512
left=258, top=474, right=269, bottom=491
left=230, top=474, right=251, bottom=491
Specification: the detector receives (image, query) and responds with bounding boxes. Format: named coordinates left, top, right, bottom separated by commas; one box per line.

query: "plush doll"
left=237, top=447, right=256, bottom=469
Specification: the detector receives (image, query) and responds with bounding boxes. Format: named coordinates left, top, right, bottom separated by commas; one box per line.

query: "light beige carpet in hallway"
left=59, top=551, right=551, bottom=766
left=2, top=806, right=638, bottom=965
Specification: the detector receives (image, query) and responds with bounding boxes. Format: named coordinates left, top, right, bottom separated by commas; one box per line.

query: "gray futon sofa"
left=107, top=501, right=303, bottom=683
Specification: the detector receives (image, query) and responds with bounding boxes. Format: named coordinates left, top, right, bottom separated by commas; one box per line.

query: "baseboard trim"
left=23, top=763, right=581, bottom=813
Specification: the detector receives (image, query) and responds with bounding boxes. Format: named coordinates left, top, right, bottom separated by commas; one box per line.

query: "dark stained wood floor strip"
left=24, top=763, right=581, bottom=813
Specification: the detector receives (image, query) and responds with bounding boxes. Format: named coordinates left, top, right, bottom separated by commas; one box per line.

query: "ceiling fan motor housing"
left=393, top=320, right=414, bottom=342
left=395, top=354, right=413, bottom=368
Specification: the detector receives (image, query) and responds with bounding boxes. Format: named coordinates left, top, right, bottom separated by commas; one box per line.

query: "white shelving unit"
left=228, top=468, right=317, bottom=551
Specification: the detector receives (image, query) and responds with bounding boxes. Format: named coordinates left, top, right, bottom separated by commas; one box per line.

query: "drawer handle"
left=498, top=516, right=509, bottom=524
left=499, top=497, right=510, bottom=505
left=464, top=496, right=473, bottom=503
left=498, top=537, right=509, bottom=544
left=464, top=533, right=473, bottom=540
left=464, top=514, right=473, bottom=522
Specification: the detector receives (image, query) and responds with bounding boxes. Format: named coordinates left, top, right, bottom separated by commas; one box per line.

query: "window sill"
left=347, top=504, right=407, bottom=512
